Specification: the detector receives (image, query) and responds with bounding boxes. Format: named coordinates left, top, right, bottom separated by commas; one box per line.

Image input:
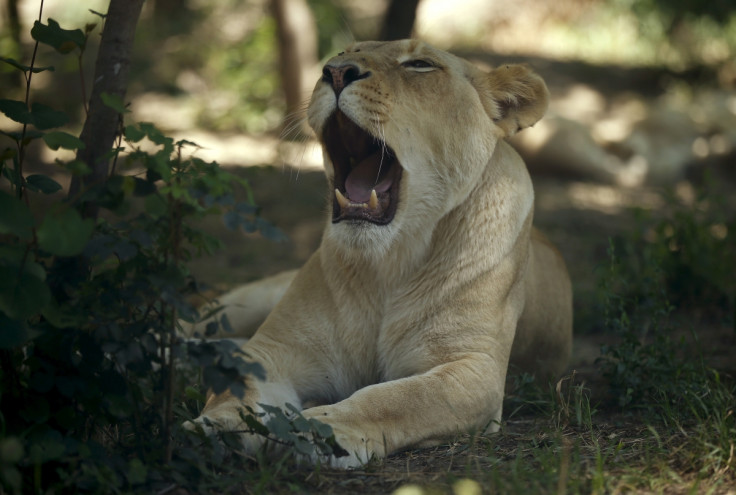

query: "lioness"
left=187, top=40, right=572, bottom=468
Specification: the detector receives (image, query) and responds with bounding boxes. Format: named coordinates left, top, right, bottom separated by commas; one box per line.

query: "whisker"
left=279, top=97, right=312, bottom=141
left=338, top=14, right=356, bottom=46
left=293, top=140, right=311, bottom=182
left=374, top=116, right=388, bottom=186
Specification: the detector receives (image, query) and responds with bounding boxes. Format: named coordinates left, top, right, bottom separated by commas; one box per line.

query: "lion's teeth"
left=335, top=188, right=379, bottom=211
left=368, top=189, right=378, bottom=210
left=335, top=189, right=349, bottom=209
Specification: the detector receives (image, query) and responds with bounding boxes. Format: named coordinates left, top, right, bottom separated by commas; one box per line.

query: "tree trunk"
left=271, top=0, right=318, bottom=135
left=380, top=0, right=421, bottom=41
left=69, top=0, right=145, bottom=219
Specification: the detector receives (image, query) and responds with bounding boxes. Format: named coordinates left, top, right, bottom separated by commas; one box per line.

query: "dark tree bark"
left=69, top=0, right=145, bottom=219
left=379, top=0, right=421, bottom=41
left=272, top=0, right=318, bottom=132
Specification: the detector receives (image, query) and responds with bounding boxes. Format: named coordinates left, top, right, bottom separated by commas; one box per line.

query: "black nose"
left=322, top=64, right=369, bottom=96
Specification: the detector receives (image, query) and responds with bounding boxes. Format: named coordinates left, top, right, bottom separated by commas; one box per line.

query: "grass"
left=227, top=408, right=733, bottom=494
left=177, top=363, right=732, bottom=494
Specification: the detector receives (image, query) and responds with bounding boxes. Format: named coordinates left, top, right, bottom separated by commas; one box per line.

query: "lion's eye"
left=401, top=59, right=436, bottom=72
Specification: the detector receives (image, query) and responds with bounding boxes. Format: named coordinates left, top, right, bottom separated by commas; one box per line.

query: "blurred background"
left=1, top=1, right=735, bottom=371
left=2, top=0, right=734, bottom=175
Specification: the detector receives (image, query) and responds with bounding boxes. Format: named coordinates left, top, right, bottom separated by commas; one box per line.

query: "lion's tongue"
left=345, top=151, right=394, bottom=203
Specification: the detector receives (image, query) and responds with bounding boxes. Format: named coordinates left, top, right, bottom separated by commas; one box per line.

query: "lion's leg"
left=181, top=269, right=298, bottom=339
left=510, top=230, right=573, bottom=379
left=300, top=354, right=507, bottom=468
left=185, top=336, right=321, bottom=453
left=186, top=371, right=302, bottom=451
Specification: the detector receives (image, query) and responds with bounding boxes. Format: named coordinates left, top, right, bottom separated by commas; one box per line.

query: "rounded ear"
left=478, top=64, right=550, bottom=137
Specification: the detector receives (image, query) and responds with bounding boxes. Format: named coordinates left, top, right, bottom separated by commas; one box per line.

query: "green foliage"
left=0, top=11, right=325, bottom=495
left=615, top=0, right=736, bottom=28
left=504, top=371, right=595, bottom=432
left=597, top=239, right=707, bottom=410
left=30, top=19, right=86, bottom=54
left=308, top=0, right=352, bottom=59
left=597, top=182, right=735, bottom=414
left=547, top=0, right=736, bottom=68
left=189, top=403, right=348, bottom=463
left=198, top=16, right=283, bottom=133
left=604, top=183, right=734, bottom=329
left=0, top=99, right=69, bottom=129
left=594, top=182, right=736, bottom=480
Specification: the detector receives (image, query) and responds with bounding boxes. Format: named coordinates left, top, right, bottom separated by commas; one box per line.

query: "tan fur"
left=186, top=40, right=572, bottom=468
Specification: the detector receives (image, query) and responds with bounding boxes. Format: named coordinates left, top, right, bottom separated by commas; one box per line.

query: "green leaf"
left=175, top=138, right=201, bottom=149
left=132, top=177, right=156, bottom=196
left=256, top=217, right=287, bottom=242
left=143, top=194, right=167, bottom=218
left=139, top=122, right=167, bottom=145
left=31, top=19, right=85, bottom=54
left=37, top=207, right=94, bottom=257
left=0, top=466, right=22, bottom=492
left=265, top=413, right=294, bottom=440
left=62, top=160, right=92, bottom=176
left=308, top=418, right=334, bottom=439
left=0, top=99, right=30, bottom=124
left=29, top=103, right=68, bottom=130
left=0, top=56, right=54, bottom=73
left=100, top=92, right=129, bottom=114
left=292, top=414, right=312, bottom=433
left=0, top=437, right=24, bottom=463
left=0, top=101, right=69, bottom=129
left=184, top=386, right=206, bottom=402
left=293, top=436, right=314, bottom=455
left=0, top=263, right=51, bottom=320
left=0, top=190, right=34, bottom=240
left=124, top=124, right=146, bottom=142
left=41, top=298, right=83, bottom=328
left=43, top=131, right=85, bottom=150
left=25, top=174, right=62, bottom=194
left=243, top=414, right=270, bottom=437
left=126, top=458, right=147, bottom=485
left=0, top=147, right=16, bottom=161
left=0, top=313, right=29, bottom=349
left=27, top=428, right=65, bottom=463
left=0, top=128, right=44, bottom=142
left=2, top=167, right=21, bottom=188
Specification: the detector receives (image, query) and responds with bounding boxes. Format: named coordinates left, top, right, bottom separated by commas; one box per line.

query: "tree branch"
left=69, top=0, right=145, bottom=219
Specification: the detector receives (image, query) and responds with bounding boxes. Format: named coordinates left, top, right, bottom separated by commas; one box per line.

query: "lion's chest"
left=330, top=286, right=444, bottom=387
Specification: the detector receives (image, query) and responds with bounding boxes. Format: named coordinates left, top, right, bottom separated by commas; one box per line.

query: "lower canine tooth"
left=368, top=189, right=378, bottom=210
left=335, top=189, right=349, bottom=209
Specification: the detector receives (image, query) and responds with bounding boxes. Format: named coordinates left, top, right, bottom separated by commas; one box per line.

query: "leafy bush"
left=0, top=12, right=340, bottom=494
left=597, top=183, right=735, bottom=412
left=596, top=184, right=736, bottom=478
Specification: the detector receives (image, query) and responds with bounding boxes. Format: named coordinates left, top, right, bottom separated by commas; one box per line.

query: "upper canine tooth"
left=368, top=189, right=378, bottom=210
left=335, top=189, right=349, bottom=209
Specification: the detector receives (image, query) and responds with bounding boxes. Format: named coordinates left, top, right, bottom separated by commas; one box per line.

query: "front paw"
left=184, top=411, right=267, bottom=454
left=301, top=407, right=380, bottom=468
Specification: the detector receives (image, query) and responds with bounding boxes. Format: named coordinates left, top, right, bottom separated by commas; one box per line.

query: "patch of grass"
left=592, top=181, right=736, bottom=489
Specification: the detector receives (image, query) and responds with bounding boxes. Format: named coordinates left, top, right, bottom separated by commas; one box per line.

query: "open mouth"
left=321, top=111, right=401, bottom=225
